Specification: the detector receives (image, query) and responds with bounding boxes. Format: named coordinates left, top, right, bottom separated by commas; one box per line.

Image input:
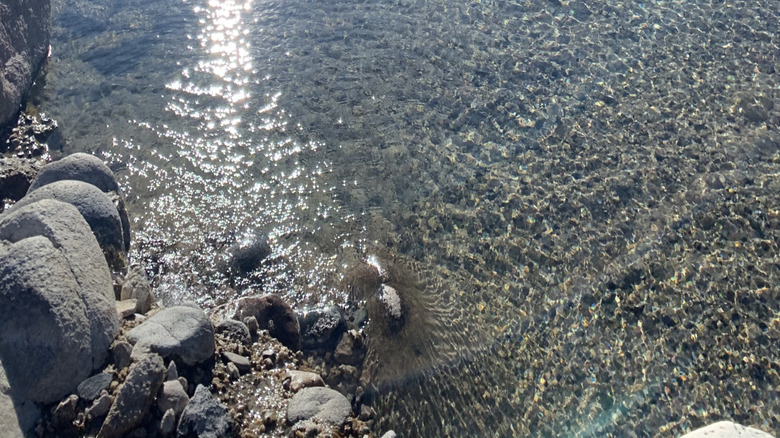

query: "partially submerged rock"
left=233, top=294, right=301, bottom=351
left=286, top=386, right=352, bottom=426
left=0, top=0, right=51, bottom=127
left=680, top=421, right=774, bottom=438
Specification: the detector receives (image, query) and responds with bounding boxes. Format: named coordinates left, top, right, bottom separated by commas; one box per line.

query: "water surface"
left=34, top=0, right=780, bottom=435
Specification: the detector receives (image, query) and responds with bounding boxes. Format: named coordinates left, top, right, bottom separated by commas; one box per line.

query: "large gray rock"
left=286, top=387, right=352, bottom=426
left=177, top=384, right=234, bottom=438
left=233, top=294, right=301, bottom=351
left=126, top=306, right=215, bottom=366
left=98, top=354, right=166, bottom=438
left=0, top=199, right=119, bottom=369
left=0, top=359, right=39, bottom=438
left=13, top=180, right=126, bottom=255
left=680, top=421, right=775, bottom=438
left=0, top=0, right=51, bottom=127
left=0, top=235, right=93, bottom=403
left=26, top=153, right=131, bottom=251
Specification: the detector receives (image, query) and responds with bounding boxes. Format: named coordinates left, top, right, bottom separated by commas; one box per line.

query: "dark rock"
left=13, top=180, right=126, bottom=258
left=126, top=306, right=215, bottom=366
left=157, top=380, right=189, bottom=417
left=121, top=267, right=154, bottom=314
left=286, top=387, right=352, bottom=426
left=77, top=373, right=112, bottom=402
left=86, top=392, right=112, bottom=419
left=51, top=394, right=79, bottom=430
left=0, top=157, right=45, bottom=209
left=334, top=330, right=366, bottom=366
left=298, top=306, right=346, bottom=352
left=0, top=0, right=51, bottom=126
left=225, top=233, right=271, bottom=275
left=159, top=408, right=176, bottom=436
left=223, top=352, right=251, bottom=374
left=215, top=318, right=251, bottom=346
left=98, top=354, right=166, bottom=438
left=177, top=384, right=235, bottom=438
left=233, top=294, right=301, bottom=351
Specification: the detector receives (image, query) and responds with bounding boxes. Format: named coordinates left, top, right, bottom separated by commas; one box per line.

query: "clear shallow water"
left=33, top=0, right=780, bottom=436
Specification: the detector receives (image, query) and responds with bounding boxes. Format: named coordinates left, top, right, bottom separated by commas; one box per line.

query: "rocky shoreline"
left=0, top=150, right=773, bottom=438
left=0, top=151, right=400, bottom=438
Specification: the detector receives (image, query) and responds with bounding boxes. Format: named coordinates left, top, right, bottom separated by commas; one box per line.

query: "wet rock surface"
left=233, top=294, right=301, bottom=351
left=286, top=387, right=352, bottom=426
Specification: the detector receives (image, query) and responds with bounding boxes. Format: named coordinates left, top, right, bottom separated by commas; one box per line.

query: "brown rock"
left=233, top=294, right=301, bottom=351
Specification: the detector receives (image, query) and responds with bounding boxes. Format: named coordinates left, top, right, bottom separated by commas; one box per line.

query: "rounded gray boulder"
left=0, top=236, right=93, bottom=403
left=27, top=152, right=119, bottom=194
left=286, top=387, right=352, bottom=426
left=14, top=180, right=125, bottom=255
left=0, top=199, right=119, bottom=369
left=26, top=153, right=131, bottom=252
left=126, top=306, right=215, bottom=366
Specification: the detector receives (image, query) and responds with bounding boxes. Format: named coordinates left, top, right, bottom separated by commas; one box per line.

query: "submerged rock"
left=342, top=251, right=482, bottom=390
left=225, top=233, right=271, bottom=276
left=286, top=387, right=352, bottom=426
